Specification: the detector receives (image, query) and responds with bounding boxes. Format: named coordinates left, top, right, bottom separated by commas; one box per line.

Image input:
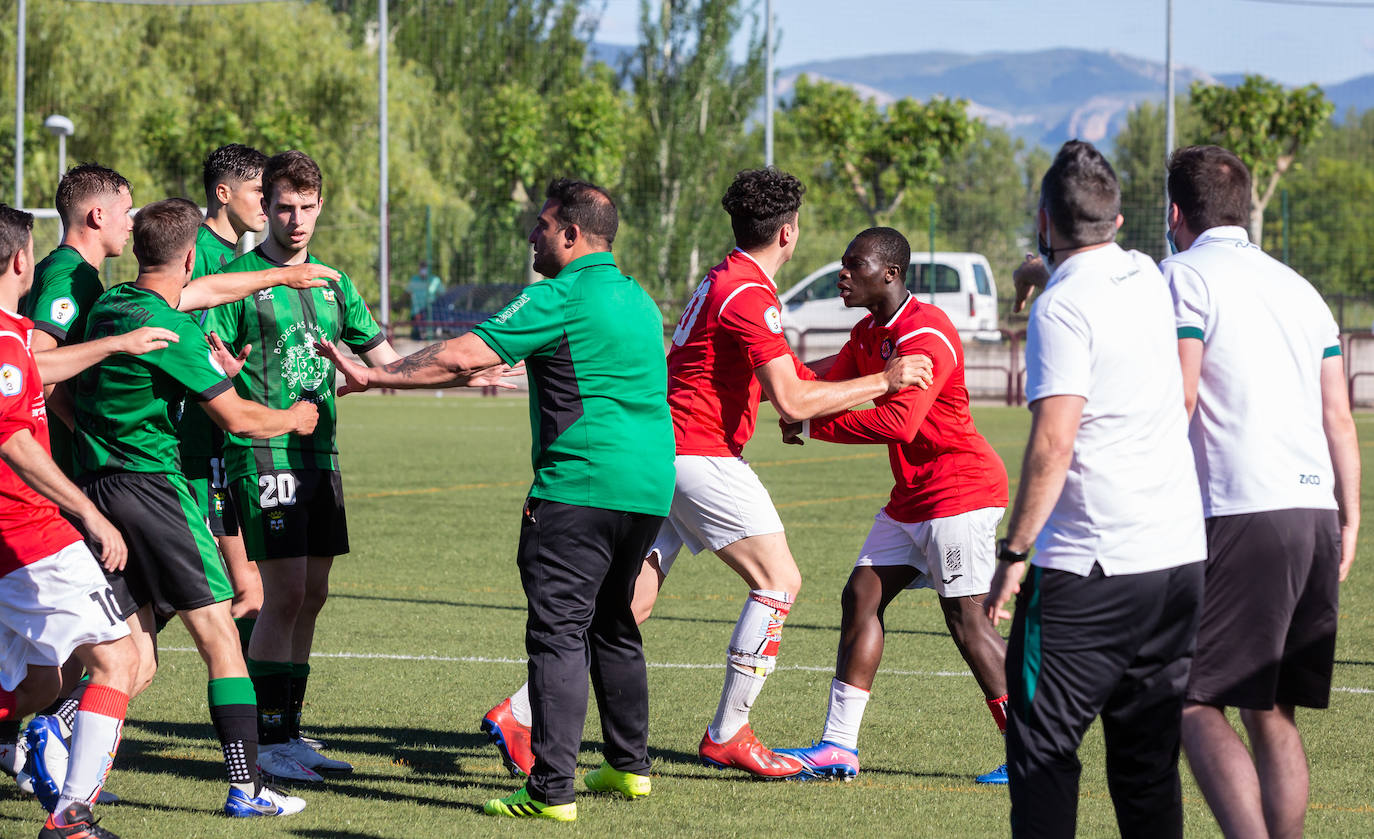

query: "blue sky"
left=593, top=0, right=1374, bottom=86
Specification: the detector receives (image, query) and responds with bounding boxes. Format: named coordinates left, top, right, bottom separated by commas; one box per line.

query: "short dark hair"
left=851, top=227, right=911, bottom=276
left=545, top=178, right=618, bottom=246
left=1039, top=141, right=1121, bottom=245
left=262, top=150, right=323, bottom=203
left=133, top=198, right=202, bottom=269
left=55, top=163, right=130, bottom=226
left=721, top=168, right=806, bottom=250
left=203, top=143, right=268, bottom=203
left=1167, top=145, right=1252, bottom=233
left=0, top=205, right=34, bottom=269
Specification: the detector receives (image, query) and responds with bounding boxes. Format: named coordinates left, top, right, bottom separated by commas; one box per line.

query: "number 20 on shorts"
left=259, top=473, right=299, bottom=508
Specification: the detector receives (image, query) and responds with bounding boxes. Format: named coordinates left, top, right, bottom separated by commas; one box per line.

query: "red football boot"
left=698, top=723, right=806, bottom=779
left=481, top=698, right=534, bottom=777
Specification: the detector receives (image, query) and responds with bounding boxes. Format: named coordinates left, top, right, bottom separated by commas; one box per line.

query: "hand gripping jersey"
left=206, top=247, right=384, bottom=478
left=667, top=249, right=797, bottom=458
left=810, top=295, right=1007, bottom=523
left=0, top=307, right=84, bottom=575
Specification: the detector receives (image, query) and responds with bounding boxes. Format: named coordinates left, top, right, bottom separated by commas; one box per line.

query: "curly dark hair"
left=203, top=143, right=268, bottom=203
left=721, top=168, right=805, bottom=250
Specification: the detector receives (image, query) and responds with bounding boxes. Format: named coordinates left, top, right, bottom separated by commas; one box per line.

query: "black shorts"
left=186, top=455, right=240, bottom=538
left=78, top=471, right=232, bottom=620
left=233, top=468, right=349, bottom=562
left=1187, top=508, right=1340, bottom=710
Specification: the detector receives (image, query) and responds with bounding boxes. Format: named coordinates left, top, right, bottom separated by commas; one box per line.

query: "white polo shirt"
left=1025, top=243, right=1206, bottom=577
left=1164, top=226, right=1341, bottom=518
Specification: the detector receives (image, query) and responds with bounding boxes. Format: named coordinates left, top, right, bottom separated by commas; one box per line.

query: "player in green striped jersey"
left=73, top=198, right=319, bottom=817
left=206, top=151, right=400, bottom=778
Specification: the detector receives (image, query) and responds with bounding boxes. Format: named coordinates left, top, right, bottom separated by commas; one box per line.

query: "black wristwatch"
left=997, top=538, right=1029, bottom=564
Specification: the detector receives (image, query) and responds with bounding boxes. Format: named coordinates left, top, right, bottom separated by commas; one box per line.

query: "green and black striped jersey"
left=207, top=246, right=384, bottom=477
left=74, top=284, right=233, bottom=476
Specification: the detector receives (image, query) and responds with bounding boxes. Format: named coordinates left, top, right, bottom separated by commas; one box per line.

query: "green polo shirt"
left=471, top=252, right=673, bottom=517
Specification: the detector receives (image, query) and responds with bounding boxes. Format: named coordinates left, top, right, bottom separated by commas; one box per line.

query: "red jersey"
left=667, top=249, right=796, bottom=457
left=0, top=307, right=83, bottom=576
left=810, top=294, right=1007, bottom=523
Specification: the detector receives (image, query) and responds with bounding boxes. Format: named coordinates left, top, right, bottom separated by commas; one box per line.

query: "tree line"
left=0, top=0, right=1363, bottom=316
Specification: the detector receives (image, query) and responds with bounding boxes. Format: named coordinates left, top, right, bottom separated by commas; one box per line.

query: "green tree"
left=781, top=75, right=975, bottom=228
left=620, top=0, right=767, bottom=304
left=1191, top=75, right=1334, bottom=243
left=1111, top=98, right=1202, bottom=261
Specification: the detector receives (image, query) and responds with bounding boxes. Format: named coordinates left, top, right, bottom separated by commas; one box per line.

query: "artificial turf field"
left=3, top=395, right=1374, bottom=838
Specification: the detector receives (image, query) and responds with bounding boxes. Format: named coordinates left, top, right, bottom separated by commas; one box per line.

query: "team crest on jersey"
left=321, top=288, right=336, bottom=304
left=0, top=364, right=21, bottom=396
left=880, top=338, right=894, bottom=359
left=277, top=323, right=330, bottom=398
left=50, top=297, right=75, bottom=326
left=267, top=510, right=286, bottom=532
left=764, top=305, right=783, bottom=334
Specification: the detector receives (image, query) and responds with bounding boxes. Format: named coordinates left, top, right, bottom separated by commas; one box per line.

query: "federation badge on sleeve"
left=0, top=364, right=22, bottom=396
left=50, top=297, right=75, bottom=326
left=764, top=305, right=783, bottom=335
left=880, top=338, right=894, bottom=359
left=207, top=350, right=226, bottom=377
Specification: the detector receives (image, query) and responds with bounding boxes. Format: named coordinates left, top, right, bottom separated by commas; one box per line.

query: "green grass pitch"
left=3, top=396, right=1373, bottom=837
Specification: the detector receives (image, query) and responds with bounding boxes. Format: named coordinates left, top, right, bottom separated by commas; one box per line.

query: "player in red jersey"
left=772, top=228, right=1011, bottom=783
left=483, top=170, right=933, bottom=781
left=0, top=204, right=172, bottom=839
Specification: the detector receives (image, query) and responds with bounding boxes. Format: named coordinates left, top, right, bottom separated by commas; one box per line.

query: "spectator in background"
left=408, top=260, right=443, bottom=339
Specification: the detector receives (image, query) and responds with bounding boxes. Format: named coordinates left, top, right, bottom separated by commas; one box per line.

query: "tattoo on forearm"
left=384, top=342, right=446, bottom=377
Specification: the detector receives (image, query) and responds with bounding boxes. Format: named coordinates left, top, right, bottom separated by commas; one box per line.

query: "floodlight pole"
left=1164, top=0, right=1175, bottom=254
left=14, top=0, right=24, bottom=207
left=764, top=0, right=774, bottom=167
left=378, top=0, right=390, bottom=328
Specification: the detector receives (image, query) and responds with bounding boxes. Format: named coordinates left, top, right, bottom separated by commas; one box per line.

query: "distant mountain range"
left=591, top=44, right=1372, bottom=148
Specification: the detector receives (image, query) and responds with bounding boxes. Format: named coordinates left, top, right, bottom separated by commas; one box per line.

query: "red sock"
left=986, top=693, right=1008, bottom=733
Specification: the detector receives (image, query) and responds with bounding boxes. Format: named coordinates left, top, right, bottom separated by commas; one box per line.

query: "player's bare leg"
left=1242, top=704, right=1308, bottom=839
left=125, top=606, right=160, bottom=699
left=698, top=532, right=805, bottom=778
left=939, top=595, right=1007, bottom=699
left=484, top=553, right=667, bottom=777
left=221, top=532, right=261, bottom=650
left=834, top=565, right=918, bottom=691
left=1182, top=702, right=1269, bottom=838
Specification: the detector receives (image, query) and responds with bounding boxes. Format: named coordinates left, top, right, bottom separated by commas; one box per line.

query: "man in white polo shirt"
left=987, top=140, right=1206, bottom=839
left=1165, top=145, right=1360, bottom=839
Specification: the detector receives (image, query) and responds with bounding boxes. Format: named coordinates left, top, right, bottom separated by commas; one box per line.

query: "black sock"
left=246, top=661, right=292, bottom=746
left=208, top=678, right=260, bottom=788
left=289, top=663, right=310, bottom=740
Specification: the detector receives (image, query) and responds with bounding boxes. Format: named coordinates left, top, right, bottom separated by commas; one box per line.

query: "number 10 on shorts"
left=259, top=473, right=299, bottom=508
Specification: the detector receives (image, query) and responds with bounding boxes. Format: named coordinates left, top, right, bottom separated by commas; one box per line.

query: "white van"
left=778, top=251, right=999, bottom=360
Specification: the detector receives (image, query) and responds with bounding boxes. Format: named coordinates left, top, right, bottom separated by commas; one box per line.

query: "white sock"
left=509, top=682, right=532, bottom=727
left=56, top=685, right=126, bottom=814
left=709, top=589, right=793, bottom=742
left=820, top=679, right=870, bottom=751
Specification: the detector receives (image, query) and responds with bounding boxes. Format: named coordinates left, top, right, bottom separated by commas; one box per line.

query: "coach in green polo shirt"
left=316, top=178, right=673, bottom=822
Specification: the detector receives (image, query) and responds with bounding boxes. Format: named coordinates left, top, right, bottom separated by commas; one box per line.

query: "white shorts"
left=854, top=507, right=1004, bottom=599
left=648, top=455, right=785, bottom=575
left=0, top=542, right=129, bottom=692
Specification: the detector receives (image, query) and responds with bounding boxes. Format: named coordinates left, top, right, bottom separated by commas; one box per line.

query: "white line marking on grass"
left=158, top=647, right=968, bottom=677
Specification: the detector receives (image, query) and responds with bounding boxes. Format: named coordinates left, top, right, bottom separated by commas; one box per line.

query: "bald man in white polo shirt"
left=1166, top=145, right=1360, bottom=839
left=987, top=140, right=1206, bottom=839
